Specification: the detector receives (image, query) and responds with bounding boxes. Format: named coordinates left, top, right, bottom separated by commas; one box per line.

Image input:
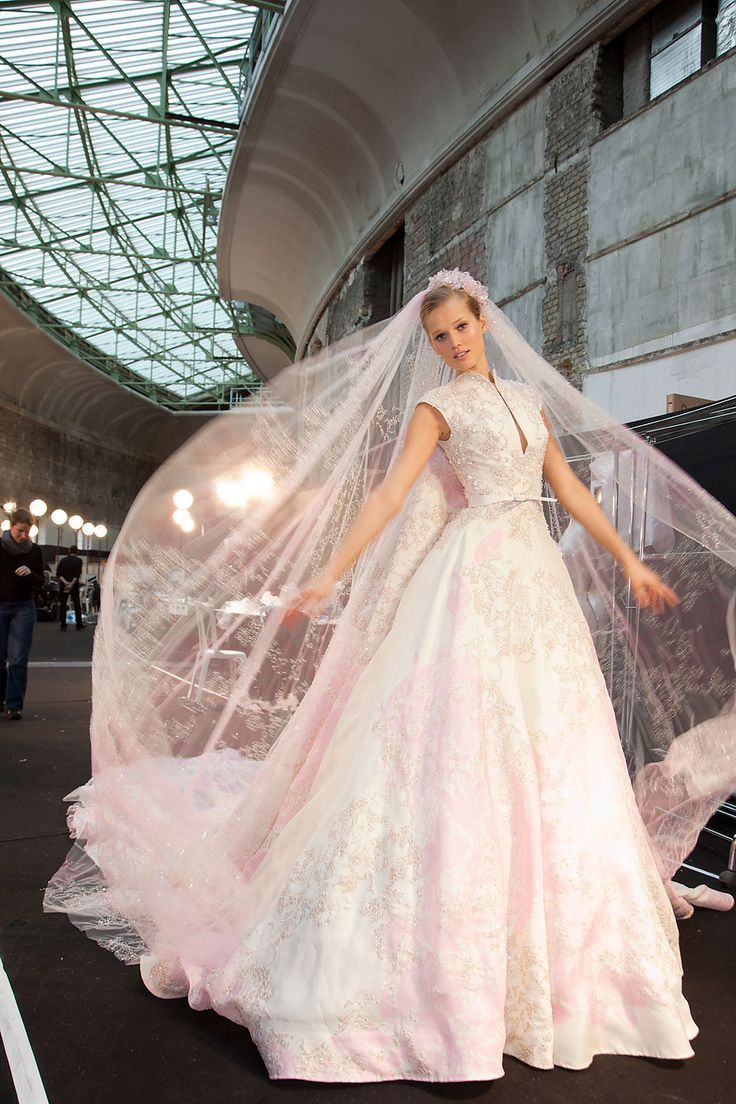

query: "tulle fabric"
left=44, top=286, right=736, bottom=972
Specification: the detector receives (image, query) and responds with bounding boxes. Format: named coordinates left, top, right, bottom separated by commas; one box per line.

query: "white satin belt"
left=464, top=492, right=558, bottom=508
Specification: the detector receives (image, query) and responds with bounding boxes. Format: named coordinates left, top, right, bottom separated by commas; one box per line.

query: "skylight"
left=0, top=0, right=275, bottom=407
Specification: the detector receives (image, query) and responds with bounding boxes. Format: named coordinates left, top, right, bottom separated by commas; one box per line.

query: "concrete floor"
left=0, top=622, right=733, bottom=1104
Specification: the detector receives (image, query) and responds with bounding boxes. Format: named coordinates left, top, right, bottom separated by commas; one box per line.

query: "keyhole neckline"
left=455, top=368, right=529, bottom=457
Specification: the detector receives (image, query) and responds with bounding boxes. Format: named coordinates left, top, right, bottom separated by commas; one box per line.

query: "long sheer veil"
left=45, top=274, right=736, bottom=970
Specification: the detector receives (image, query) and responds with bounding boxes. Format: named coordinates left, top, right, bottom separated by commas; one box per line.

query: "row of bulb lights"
left=171, top=469, right=276, bottom=533
left=1, top=499, right=108, bottom=542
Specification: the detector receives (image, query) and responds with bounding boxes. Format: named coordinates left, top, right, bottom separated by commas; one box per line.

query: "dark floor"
left=1, top=623, right=733, bottom=1104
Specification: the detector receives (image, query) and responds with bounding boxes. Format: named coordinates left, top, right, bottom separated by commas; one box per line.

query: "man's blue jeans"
left=0, top=600, right=36, bottom=710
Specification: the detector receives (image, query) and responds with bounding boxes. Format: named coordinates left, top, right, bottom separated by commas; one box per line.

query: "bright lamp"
left=173, top=509, right=195, bottom=533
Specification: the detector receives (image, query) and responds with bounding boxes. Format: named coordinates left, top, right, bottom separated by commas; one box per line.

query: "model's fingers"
left=651, top=582, right=678, bottom=612
left=663, top=584, right=680, bottom=606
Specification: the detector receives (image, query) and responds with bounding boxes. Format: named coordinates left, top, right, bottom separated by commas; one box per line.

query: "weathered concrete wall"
left=587, top=200, right=736, bottom=360
left=221, top=0, right=644, bottom=348
left=318, top=35, right=736, bottom=422
left=585, top=52, right=736, bottom=417
left=403, top=87, right=548, bottom=351
left=485, top=182, right=545, bottom=304
left=485, top=92, right=546, bottom=208
left=589, top=56, right=736, bottom=256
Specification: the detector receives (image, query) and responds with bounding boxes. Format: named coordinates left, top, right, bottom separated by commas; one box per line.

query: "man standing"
left=0, top=507, right=44, bottom=720
left=57, top=545, right=84, bottom=631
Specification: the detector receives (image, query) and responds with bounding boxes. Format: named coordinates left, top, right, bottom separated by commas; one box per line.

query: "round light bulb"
left=29, top=499, right=47, bottom=517
left=94, top=524, right=107, bottom=539
left=50, top=508, right=68, bottom=526
left=3, top=501, right=16, bottom=513
left=68, top=515, right=84, bottom=530
left=173, top=489, right=193, bottom=510
left=30, top=524, right=39, bottom=539
left=173, top=509, right=195, bottom=533
left=1, top=519, right=10, bottom=532
left=82, top=522, right=95, bottom=536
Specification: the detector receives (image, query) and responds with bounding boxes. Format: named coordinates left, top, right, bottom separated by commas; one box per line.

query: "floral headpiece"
left=425, top=268, right=490, bottom=308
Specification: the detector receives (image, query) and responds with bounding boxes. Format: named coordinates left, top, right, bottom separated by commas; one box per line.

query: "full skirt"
left=64, top=502, right=698, bottom=1081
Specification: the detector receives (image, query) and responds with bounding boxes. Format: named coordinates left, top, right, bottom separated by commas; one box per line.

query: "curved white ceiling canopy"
left=0, top=292, right=207, bottom=462
left=219, top=0, right=640, bottom=354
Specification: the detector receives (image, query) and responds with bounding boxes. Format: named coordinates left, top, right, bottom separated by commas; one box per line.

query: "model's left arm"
left=540, top=410, right=679, bottom=614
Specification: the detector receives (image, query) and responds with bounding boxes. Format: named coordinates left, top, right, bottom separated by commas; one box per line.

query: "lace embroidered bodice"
left=418, top=371, right=549, bottom=502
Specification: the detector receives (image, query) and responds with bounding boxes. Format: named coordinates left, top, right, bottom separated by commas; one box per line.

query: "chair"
left=187, top=602, right=247, bottom=704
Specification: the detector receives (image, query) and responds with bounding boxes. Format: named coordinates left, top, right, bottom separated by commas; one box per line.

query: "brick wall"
left=325, top=264, right=368, bottom=344
left=545, top=48, right=602, bottom=168
left=0, top=400, right=155, bottom=528
left=541, top=158, right=590, bottom=385
left=405, top=144, right=487, bottom=301
left=306, top=20, right=736, bottom=426
left=327, top=50, right=609, bottom=386
left=541, top=47, right=604, bottom=387
left=320, top=36, right=714, bottom=405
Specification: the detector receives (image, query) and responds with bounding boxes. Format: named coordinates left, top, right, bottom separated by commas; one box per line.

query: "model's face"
left=10, top=521, right=30, bottom=543
left=424, top=296, right=488, bottom=375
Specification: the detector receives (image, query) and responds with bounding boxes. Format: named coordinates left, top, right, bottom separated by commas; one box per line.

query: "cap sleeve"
left=415, top=387, right=453, bottom=436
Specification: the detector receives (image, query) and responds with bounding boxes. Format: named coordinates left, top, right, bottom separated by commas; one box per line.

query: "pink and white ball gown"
left=54, top=368, right=700, bottom=1082
left=46, top=271, right=736, bottom=1084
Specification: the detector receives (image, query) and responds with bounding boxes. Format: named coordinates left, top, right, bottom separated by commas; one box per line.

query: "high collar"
left=454, top=368, right=500, bottom=388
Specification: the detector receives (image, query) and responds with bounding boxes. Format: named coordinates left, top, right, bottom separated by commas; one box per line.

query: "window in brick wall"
left=650, top=2, right=707, bottom=96
left=365, top=225, right=405, bottom=324
left=718, top=0, right=736, bottom=52
left=600, top=0, right=731, bottom=124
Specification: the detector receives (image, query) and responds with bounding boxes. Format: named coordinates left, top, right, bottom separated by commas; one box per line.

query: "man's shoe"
left=6, top=709, right=22, bottom=720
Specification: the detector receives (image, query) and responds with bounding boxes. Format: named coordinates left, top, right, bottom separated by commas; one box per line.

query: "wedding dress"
left=44, top=274, right=735, bottom=1083
left=73, top=370, right=699, bottom=1082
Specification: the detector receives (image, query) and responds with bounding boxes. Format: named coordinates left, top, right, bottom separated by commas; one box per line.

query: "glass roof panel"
left=0, top=0, right=275, bottom=408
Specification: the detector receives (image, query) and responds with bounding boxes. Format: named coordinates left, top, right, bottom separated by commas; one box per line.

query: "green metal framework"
left=0, top=0, right=286, bottom=409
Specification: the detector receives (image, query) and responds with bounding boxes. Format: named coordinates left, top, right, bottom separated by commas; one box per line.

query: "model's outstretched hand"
left=622, top=559, right=680, bottom=614
left=282, top=574, right=335, bottom=624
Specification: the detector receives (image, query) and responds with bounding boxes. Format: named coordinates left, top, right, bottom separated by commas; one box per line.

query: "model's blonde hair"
left=419, top=285, right=482, bottom=329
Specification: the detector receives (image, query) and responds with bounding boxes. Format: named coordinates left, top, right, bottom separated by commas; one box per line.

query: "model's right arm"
left=295, top=403, right=448, bottom=613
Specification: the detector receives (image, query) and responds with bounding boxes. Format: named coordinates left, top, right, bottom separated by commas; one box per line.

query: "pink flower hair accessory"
left=426, top=268, right=490, bottom=308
